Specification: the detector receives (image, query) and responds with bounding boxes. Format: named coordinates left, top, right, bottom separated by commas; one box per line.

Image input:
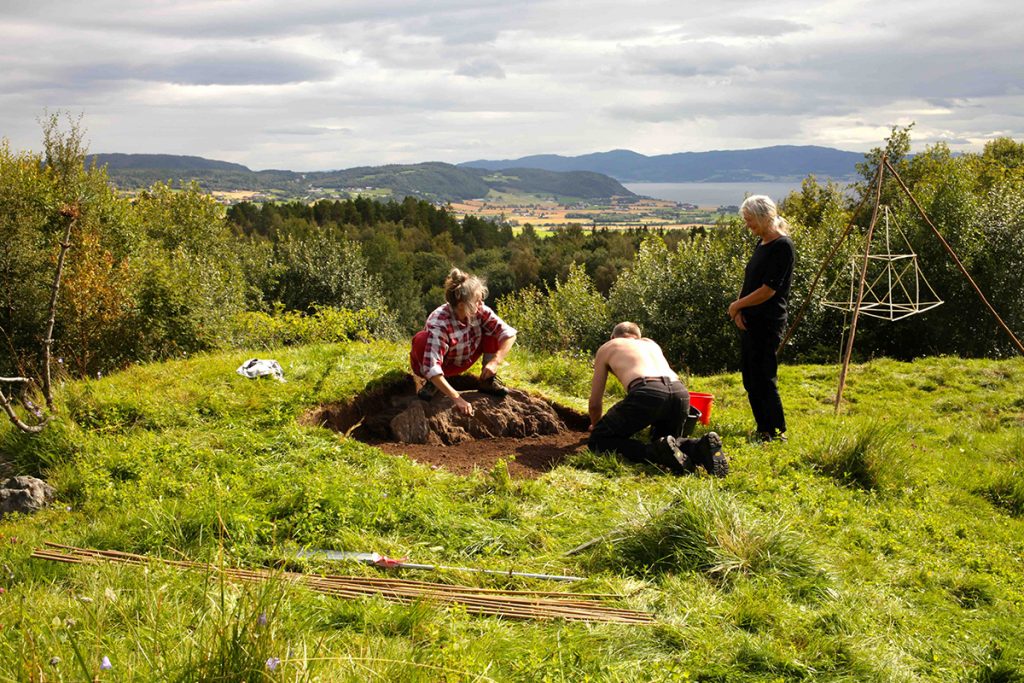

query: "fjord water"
left=623, top=181, right=808, bottom=207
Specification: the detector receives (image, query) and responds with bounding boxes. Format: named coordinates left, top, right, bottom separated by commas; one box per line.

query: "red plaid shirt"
left=419, top=303, right=517, bottom=380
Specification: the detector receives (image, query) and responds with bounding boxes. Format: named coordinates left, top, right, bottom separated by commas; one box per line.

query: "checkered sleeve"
left=478, top=305, right=518, bottom=340
left=421, top=324, right=449, bottom=380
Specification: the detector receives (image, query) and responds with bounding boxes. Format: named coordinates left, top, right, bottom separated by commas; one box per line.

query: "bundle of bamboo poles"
left=32, top=543, right=655, bottom=624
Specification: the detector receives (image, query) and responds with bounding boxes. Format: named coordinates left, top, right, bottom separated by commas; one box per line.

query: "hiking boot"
left=417, top=382, right=437, bottom=401
left=665, top=435, right=696, bottom=474
left=478, top=374, right=509, bottom=399
left=694, top=431, right=728, bottom=478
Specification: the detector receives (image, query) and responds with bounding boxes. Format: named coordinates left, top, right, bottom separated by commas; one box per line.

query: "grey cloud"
left=66, top=50, right=335, bottom=86
left=620, top=41, right=750, bottom=78
left=917, top=134, right=972, bottom=145
left=454, top=58, right=506, bottom=79
left=677, top=17, right=812, bottom=38
left=263, top=125, right=352, bottom=136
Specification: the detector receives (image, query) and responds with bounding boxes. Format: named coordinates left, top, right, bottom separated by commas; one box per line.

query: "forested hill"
left=460, top=145, right=863, bottom=182
left=87, top=154, right=634, bottom=201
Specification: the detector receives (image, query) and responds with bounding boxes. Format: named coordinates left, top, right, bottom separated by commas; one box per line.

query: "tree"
left=1, top=112, right=95, bottom=430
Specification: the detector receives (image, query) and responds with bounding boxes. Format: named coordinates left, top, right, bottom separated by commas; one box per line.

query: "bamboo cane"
left=835, top=156, right=886, bottom=413
left=32, top=545, right=655, bottom=624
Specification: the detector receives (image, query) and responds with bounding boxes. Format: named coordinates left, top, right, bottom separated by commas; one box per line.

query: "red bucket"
left=689, top=392, right=714, bottom=425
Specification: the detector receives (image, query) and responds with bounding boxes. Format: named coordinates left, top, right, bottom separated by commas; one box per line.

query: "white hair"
left=741, top=195, right=789, bottom=235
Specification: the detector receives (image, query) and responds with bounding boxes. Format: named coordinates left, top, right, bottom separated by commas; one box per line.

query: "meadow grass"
left=0, top=344, right=1022, bottom=680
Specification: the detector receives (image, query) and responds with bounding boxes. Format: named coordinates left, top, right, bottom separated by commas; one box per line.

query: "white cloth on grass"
left=236, top=358, right=285, bottom=382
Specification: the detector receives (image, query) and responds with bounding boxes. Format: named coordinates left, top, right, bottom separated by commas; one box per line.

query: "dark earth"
left=304, top=373, right=591, bottom=479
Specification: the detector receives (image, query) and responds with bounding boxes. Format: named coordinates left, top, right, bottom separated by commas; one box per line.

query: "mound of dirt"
left=304, top=373, right=590, bottom=478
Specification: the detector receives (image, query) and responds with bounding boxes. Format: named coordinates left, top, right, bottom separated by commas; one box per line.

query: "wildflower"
left=49, top=656, right=60, bottom=667
left=258, top=612, right=268, bottom=626
left=266, top=656, right=281, bottom=671
left=100, top=656, right=112, bottom=670
left=0, top=587, right=6, bottom=595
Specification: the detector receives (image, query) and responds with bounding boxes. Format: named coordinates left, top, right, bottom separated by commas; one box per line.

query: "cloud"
left=63, top=50, right=335, bottom=86
left=2, top=0, right=1023, bottom=169
left=454, top=58, right=506, bottom=79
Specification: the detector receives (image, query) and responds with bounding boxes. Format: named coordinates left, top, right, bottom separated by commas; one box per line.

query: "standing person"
left=588, top=322, right=728, bottom=477
left=410, top=268, right=517, bottom=416
left=728, top=195, right=796, bottom=443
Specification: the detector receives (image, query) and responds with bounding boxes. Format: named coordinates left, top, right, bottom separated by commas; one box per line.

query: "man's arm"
left=589, top=346, right=610, bottom=429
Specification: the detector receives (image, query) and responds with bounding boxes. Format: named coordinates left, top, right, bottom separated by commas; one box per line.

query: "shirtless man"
left=588, top=322, right=728, bottom=477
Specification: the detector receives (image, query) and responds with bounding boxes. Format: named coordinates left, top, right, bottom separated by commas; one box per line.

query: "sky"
left=1, top=0, right=1022, bottom=171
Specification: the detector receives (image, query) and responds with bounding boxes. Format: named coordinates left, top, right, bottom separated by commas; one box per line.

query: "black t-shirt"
left=740, top=235, right=796, bottom=324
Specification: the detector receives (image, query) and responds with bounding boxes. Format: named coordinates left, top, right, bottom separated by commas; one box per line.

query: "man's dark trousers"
left=589, top=378, right=689, bottom=469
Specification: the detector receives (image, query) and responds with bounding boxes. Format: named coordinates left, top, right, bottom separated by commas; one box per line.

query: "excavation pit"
left=305, top=373, right=590, bottom=479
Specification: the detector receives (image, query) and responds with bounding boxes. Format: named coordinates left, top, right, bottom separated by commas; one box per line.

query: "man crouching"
left=588, top=322, right=728, bottom=477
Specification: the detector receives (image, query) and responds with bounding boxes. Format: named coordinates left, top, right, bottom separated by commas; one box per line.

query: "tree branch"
left=0, top=387, right=49, bottom=434
left=41, top=204, right=78, bottom=410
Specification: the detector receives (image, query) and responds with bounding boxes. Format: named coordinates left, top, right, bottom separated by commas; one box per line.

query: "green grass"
left=1, top=345, right=1022, bottom=680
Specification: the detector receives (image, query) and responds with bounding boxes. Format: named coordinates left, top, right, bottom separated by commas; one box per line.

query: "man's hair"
left=444, top=268, right=488, bottom=309
left=611, top=321, right=641, bottom=338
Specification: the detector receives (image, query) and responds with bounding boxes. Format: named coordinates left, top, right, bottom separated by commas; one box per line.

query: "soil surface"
left=304, top=373, right=591, bottom=479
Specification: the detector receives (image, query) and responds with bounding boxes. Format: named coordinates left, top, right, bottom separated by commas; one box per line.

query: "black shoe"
left=417, top=383, right=437, bottom=401
left=694, top=432, right=728, bottom=478
left=479, top=374, right=509, bottom=399
left=665, top=435, right=696, bottom=474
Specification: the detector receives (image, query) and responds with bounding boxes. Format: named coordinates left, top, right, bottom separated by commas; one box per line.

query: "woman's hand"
left=728, top=300, right=742, bottom=320
left=454, top=396, right=475, bottom=416
left=728, top=300, right=747, bottom=330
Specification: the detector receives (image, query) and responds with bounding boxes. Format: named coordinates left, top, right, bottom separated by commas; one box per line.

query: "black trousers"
left=740, top=321, right=786, bottom=434
left=589, top=379, right=694, bottom=469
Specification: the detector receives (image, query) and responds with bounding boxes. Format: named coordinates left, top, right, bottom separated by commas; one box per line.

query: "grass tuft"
left=979, top=468, right=1024, bottom=516
left=597, top=487, right=821, bottom=585
left=806, top=420, right=908, bottom=491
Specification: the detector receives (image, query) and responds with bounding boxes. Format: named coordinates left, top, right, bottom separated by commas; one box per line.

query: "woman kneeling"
left=409, top=268, right=517, bottom=416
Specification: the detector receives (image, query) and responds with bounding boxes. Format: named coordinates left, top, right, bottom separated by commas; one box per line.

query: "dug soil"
left=303, top=373, right=591, bottom=479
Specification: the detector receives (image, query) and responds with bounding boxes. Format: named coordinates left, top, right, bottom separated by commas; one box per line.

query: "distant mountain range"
left=87, top=154, right=633, bottom=202
left=460, top=145, right=863, bottom=182
left=87, top=144, right=864, bottom=203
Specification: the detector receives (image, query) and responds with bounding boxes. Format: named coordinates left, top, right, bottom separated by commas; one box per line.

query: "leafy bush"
left=498, top=263, right=610, bottom=353
left=225, top=305, right=399, bottom=349
left=609, top=232, right=748, bottom=373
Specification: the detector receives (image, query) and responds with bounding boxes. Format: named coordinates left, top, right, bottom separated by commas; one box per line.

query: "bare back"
left=597, top=337, right=677, bottom=388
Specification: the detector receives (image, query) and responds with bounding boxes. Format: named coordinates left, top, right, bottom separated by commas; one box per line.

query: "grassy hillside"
left=1, top=345, right=1022, bottom=680
left=91, top=155, right=635, bottom=202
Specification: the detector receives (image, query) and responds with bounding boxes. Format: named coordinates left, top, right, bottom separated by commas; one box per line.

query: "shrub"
left=608, top=233, right=747, bottom=374
left=225, top=305, right=399, bottom=349
left=497, top=263, right=610, bottom=353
